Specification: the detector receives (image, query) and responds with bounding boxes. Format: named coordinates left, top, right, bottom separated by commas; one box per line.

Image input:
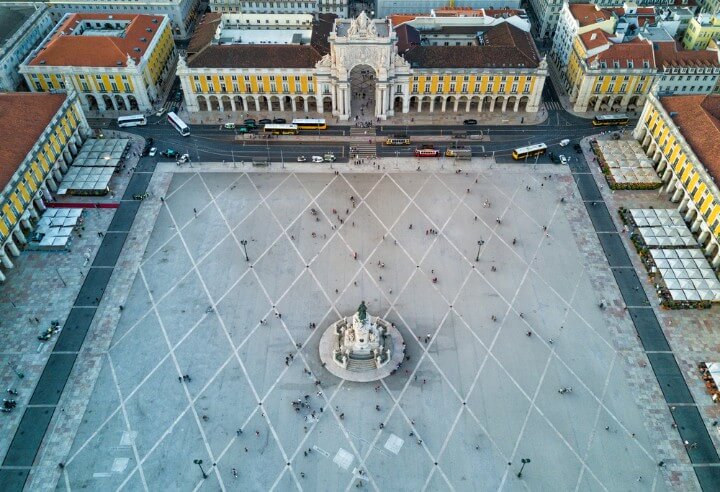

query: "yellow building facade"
left=633, top=92, right=720, bottom=266
left=0, top=90, right=91, bottom=282
left=179, top=13, right=547, bottom=119
left=682, top=14, right=720, bottom=50
left=568, top=31, right=655, bottom=112
left=20, top=13, right=176, bottom=112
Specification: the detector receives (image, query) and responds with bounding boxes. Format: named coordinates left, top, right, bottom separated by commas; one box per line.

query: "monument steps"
left=346, top=358, right=377, bottom=372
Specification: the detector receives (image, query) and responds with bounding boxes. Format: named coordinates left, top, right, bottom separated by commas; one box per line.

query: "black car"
left=463, top=119, right=478, bottom=125
left=259, top=118, right=272, bottom=125
left=573, top=143, right=582, bottom=153
left=272, top=118, right=286, bottom=124
left=174, top=91, right=182, bottom=102
left=244, top=118, right=257, bottom=128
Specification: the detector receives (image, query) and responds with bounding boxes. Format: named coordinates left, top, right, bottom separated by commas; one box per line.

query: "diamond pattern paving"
left=61, top=171, right=671, bottom=490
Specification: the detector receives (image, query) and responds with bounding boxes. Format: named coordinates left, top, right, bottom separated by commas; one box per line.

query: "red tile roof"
left=587, top=38, right=655, bottom=69
left=402, top=22, right=539, bottom=68
left=28, top=13, right=165, bottom=68
left=579, top=28, right=611, bottom=51
left=568, top=4, right=613, bottom=27
left=0, top=93, right=66, bottom=191
left=660, top=95, right=720, bottom=183
left=653, top=41, right=720, bottom=68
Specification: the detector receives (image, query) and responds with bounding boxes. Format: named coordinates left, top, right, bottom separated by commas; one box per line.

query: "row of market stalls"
left=57, top=138, right=130, bottom=196
left=593, top=138, right=662, bottom=188
left=26, top=138, right=130, bottom=250
left=27, top=208, right=84, bottom=251
left=629, top=208, right=720, bottom=302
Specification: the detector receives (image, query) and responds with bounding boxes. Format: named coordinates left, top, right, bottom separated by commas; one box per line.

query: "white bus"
left=117, top=114, right=147, bottom=127
left=167, top=111, right=190, bottom=136
left=291, top=118, right=327, bottom=130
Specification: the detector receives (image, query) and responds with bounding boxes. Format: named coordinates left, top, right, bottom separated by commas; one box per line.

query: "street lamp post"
left=517, top=458, right=531, bottom=478
left=193, top=459, right=208, bottom=479
left=476, top=240, right=482, bottom=262
left=240, top=240, right=249, bottom=261
left=8, top=361, right=24, bottom=379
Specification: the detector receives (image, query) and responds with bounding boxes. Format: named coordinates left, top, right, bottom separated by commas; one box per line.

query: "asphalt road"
left=88, top=109, right=606, bottom=164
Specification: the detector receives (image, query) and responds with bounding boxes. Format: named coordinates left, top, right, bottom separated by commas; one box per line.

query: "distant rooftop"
left=0, top=3, right=38, bottom=46
left=27, top=13, right=165, bottom=68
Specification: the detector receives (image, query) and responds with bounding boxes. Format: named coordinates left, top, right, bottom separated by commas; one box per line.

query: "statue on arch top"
left=347, top=11, right=377, bottom=38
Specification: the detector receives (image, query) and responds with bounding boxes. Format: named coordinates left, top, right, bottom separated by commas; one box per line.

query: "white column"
left=304, top=98, right=309, bottom=113
left=13, top=228, right=27, bottom=245
left=671, top=186, right=684, bottom=203
left=0, top=250, right=13, bottom=268
left=28, top=206, right=39, bottom=220
left=6, top=239, right=20, bottom=257
left=46, top=178, right=57, bottom=192
left=465, top=99, right=471, bottom=112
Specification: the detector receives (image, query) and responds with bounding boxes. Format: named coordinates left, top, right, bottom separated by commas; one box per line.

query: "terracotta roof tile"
left=587, top=38, right=655, bottom=69
left=0, top=93, right=66, bottom=191
left=29, top=13, right=165, bottom=68
left=187, top=12, right=221, bottom=56
left=188, top=45, right=322, bottom=68
left=660, top=95, right=720, bottom=183
left=568, top=4, right=613, bottom=27
left=402, top=23, right=539, bottom=68
left=187, top=14, right=335, bottom=69
left=579, top=28, right=611, bottom=51
left=653, top=41, right=720, bottom=68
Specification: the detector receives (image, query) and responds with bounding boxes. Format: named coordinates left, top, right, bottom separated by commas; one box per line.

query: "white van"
left=559, top=139, right=570, bottom=147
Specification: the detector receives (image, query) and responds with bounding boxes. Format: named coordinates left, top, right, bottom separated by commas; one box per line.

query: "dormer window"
left=613, top=61, right=620, bottom=68
left=600, top=61, right=607, bottom=68
left=643, top=60, right=650, bottom=68
left=627, top=60, right=634, bottom=68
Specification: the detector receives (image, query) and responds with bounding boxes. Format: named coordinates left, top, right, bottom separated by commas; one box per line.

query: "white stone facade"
left=376, top=0, right=522, bottom=19
left=209, top=0, right=348, bottom=16
left=0, top=3, right=53, bottom=91
left=46, top=0, right=200, bottom=38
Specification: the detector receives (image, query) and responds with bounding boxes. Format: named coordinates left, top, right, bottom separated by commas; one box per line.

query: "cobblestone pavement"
left=0, top=133, right=146, bottom=470
left=47, top=162, right=684, bottom=491
left=581, top=134, right=720, bottom=466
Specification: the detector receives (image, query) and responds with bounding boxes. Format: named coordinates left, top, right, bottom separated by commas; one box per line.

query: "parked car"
left=179, top=153, right=190, bottom=163
left=573, top=143, right=582, bottom=153
left=323, top=153, right=336, bottom=162
left=223, top=123, right=235, bottom=129
left=273, top=118, right=287, bottom=124
left=174, top=91, right=183, bottom=102
left=162, top=148, right=178, bottom=158
left=559, top=154, right=568, bottom=165
left=259, top=118, right=272, bottom=125
left=296, top=155, right=307, bottom=162
left=311, top=155, right=324, bottom=163
left=244, top=119, right=257, bottom=128
left=149, top=147, right=157, bottom=157
left=463, top=119, right=478, bottom=125
left=559, top=139, right=570, bottom=146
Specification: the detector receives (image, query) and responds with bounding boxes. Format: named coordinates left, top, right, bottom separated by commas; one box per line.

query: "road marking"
left=333, top=448, right=354, bottom=470
left=112, top=458, right=129, bottom=473
left=313, top=445, right=331, bottom=458
left=384, top=434, right=404, bottom=455
left=119, top=431, right=137, bottom=447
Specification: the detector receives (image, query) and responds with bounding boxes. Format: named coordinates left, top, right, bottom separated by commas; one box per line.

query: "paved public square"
left=60, top=168, right=673, bottom=491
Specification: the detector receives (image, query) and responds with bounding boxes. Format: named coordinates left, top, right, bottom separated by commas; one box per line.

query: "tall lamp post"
left=193, top=459, right=208, bottom=479
left=475, top=240, right=482, bottom=262
left=240, top=239, right=249, bottom=261
left=517, top=458, right=531, bottom=478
